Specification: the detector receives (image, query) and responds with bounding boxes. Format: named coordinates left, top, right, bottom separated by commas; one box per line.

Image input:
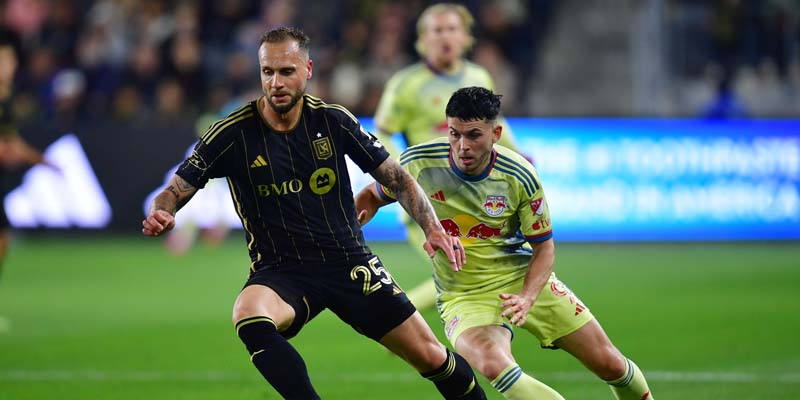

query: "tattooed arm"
left=370, top=157, right=438, bottom=235
left=369, top=158, right=466, bottom=270
left=142, top=174, right=198, bottom=237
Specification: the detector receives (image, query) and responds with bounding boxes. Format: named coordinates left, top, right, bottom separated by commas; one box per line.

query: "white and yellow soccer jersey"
left=376, top=137, right=552, bottom=301
left=374, top=61, right=517, bottom=156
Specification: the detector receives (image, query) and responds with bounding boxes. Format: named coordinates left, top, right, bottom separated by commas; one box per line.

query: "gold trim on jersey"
left=300, top=114, right=340, bottom=262
left=227, top=176, right=262, bottom=271
left=320, top=111, right=360, bottom=257
left=201, top=104, right=253, bottom=145
left=201, top=104, right=250, bottom=142
left=305, top=94, right=359, bottom=124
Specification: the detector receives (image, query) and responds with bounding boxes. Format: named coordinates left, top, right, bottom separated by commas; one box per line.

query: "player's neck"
left=260, top=95, right=303, bottom=132
left=427, top=58, right=463, bottom=75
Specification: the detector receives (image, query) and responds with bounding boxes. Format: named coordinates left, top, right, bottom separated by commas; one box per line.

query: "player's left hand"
left=142, top=210, right=176, bottom=237
left=423, top=231, right=465, bottom=271
left=499, top=293, right=533, bottom=327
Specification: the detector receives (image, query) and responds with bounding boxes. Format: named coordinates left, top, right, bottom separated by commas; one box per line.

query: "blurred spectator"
left=111, top=83, right=147, bottom=123
left=121, top=42, right=162, bottom=106
left=49, top=68, right=86, bottom=129
left=0, top=0, right=793, bottom=123
left=164, top=32, right=205, bottom=106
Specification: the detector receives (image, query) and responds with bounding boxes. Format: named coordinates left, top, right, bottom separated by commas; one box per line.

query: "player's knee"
left=467, top=347, right=513, bottom=381
left=231, top=303, right=260, bottom=325
left=414, top=340, right=448, bottom=371
left=594, top=350, right=628, bottom=381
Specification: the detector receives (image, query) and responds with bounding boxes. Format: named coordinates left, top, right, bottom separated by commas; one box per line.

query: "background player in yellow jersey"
left=375, top=3, right=523, bottom=311
left=357, top=87, right=654, bottom=400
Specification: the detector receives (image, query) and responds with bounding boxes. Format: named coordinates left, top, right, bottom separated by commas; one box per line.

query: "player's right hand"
left=142, top=210, right=175, bottom=237
left=423, top=231, right=466, bottom=271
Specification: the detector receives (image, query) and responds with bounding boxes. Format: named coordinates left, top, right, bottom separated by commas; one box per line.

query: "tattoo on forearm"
left=152, top=175, right=197, bottom=216
left=176, top=178, right=194, bottom=192
left=376, top=160, right=439, bottom=234
left=166, top=185, right=179, bottom=199
left=152, top=192, right=177, bottom=216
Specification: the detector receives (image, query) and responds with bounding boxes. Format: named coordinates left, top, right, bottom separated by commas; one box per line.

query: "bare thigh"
left=232, top=284, right=296, bottom=332
left=379, top=311, right=447, bottom=372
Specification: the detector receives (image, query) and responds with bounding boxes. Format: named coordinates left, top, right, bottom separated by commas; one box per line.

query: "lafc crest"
left=313, top=136, right=332, bottom=160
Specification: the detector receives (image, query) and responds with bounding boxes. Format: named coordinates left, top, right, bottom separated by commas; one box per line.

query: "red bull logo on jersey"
left=483, top=195, right=507, bottom=217
left=440, top=216, right=505, bottom=241
left=466, top=223, right=504, bottom=240
left=440, top=218, right=463, bottom=237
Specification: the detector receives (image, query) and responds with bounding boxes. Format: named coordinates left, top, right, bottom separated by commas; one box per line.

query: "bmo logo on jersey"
left=256, top=167, right=337, bottom=197
left=256, top=179, right=304, bottom=197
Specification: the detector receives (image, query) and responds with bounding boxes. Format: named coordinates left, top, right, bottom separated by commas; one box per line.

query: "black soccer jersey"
left=176, top=94, right=390, bottom=270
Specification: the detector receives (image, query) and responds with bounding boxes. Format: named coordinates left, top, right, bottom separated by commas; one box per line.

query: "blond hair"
left=414, top=3, right=475, bottom=56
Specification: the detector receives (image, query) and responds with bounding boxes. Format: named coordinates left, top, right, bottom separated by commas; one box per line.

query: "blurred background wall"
left=0, top=0, right=798, bottom=236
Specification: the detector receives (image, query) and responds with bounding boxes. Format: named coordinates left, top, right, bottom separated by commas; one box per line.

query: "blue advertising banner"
left=17, top=118, right=798, bottom=241
left=360, top=118, right=800, bottom=241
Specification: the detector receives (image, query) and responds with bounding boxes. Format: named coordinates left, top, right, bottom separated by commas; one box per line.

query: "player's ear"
left=306, top=59, right=313, bottom=80
left=492, top=124, right=502, bottom=144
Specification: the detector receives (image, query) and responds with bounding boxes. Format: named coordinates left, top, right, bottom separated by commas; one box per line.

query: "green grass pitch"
left=0, top=235, right=798, bottom=399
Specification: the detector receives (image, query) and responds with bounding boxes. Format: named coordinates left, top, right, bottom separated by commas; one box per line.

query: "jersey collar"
left=449, top=149, right=497, bottom=182
left=424, top=60, right=465, bottom=80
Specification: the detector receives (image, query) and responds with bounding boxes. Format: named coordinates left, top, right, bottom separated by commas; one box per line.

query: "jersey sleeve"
left=339, top=110, right=391, bottom=173
left=517, top=168, right=553, bottom=243
left=375, top=181, right=397, bottom=203
left=175, top=128, right=235, bottom=189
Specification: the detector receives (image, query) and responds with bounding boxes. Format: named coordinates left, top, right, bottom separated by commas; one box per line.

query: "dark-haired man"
left=143, top=27, right=486, bottom=399
left=374, top=3, right=523, bottom=314
left=357, top=87, right=654, bottom=400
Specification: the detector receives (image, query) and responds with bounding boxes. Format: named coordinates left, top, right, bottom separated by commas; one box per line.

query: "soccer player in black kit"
left=143, top=27, right=486, bottom=400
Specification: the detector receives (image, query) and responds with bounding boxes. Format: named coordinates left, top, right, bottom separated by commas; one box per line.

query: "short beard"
left=267, top=91, right=303, bottom=114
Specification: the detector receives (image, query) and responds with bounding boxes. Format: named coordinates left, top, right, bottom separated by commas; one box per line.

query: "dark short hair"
left=445, top=86, right=502, bottom=122
left=259, top=27, right=310, bottom=52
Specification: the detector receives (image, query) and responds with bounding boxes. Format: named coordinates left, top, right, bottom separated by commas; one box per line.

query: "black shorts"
left=243, top=254, right=416, bottom=341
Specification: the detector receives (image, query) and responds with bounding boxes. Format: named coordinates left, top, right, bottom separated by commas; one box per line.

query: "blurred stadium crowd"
left=0, top=0, right=798, bottom=131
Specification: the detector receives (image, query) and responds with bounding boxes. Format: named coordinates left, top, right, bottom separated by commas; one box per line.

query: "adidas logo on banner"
left=250, top=155, right=268, bottom=168
left=5, top=134, right=111, bottom=228
left=430, top=190, right=445, bottom=201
